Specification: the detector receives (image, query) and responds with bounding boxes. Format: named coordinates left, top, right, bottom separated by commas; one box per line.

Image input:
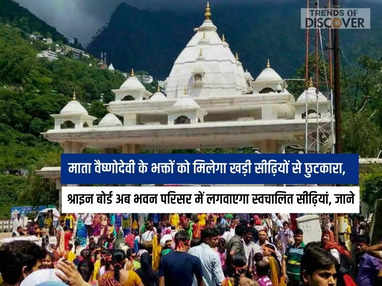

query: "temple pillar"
left=54, top=120, right=61, bottom=130
left=123, top=114, right=137, bottom=126
left=121, top=144, right=141, bottom=154
left=261, top=105, right=277, bottom=120
left=60, top=142, right=86, bottom=153
left=255, top=140, right=282, bottom=153
left=121, top=144, right=129, bottom=153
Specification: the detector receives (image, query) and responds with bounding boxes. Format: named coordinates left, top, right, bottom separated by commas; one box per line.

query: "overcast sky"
left=13, top=0, right=377, bottom=45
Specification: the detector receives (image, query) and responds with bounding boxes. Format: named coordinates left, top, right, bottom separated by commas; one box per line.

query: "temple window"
left=121, top=95, right=135, bottom=101
left=60, top=120, right=75, bottom=129
left=302, top=109, right=320, bottom=119
left=193, top=73, right=203, bottom=87
left=174, top=115, right=191, bottom=125
left=259, top=87, right=275, bottom=94
left=194, top=73, right=202, bottom=81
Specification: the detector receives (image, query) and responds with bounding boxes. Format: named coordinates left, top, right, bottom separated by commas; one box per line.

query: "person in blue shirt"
left=159, top=230, right=204, bottom=286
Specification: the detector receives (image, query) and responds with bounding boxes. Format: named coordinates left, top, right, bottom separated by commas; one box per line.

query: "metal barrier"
left=0, top=220, right=11, bottom=232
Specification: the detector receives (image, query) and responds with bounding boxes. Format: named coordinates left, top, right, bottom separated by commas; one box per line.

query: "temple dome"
left=164, top=3, right=247, bottom=98
left=98, top=113, right=122, bottom=127
left=112, top=69, right=151, bottom=101
left=255, top=66, right=283, bottom=83
left=297, top=86, right=328, bottom=103
left=120, top=70, right=145, bottom=91
left=60, top=99, right=88, bottom=115
left=151, top=90, right=167, bottom=101
left=253, top=60, right=285, bottom=93
left=172, top=97, right=200, bottom=111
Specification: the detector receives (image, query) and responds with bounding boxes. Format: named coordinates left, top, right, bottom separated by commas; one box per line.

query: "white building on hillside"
left=38, top=2, right=332, bottom=181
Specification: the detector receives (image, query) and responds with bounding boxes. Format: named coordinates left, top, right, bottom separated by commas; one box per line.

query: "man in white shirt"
left=221, top=226, right=233, bottom=243
left=272, top=213, right=284, bottom=230
left=189, top=227, right=225, bottom=286
left=277, top=221, right=294, bottom=255
left=243, top=228, right=262, bottom=262
left=11, top=213, right=22, bottom=237
left=243, top=228, right=262, bottom=275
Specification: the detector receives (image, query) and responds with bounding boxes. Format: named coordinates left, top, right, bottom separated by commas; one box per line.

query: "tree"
left=361, top=173, right=382, bottom=208
left=342, top=111, right=382, bottom=157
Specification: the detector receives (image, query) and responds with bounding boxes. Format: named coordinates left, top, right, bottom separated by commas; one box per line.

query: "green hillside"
left=0, top=23, right=125, bottom=218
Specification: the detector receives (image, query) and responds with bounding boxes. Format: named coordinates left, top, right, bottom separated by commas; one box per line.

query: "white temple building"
left=38, top=2, right=332, bottom=180
left=108, top=63, right=115, bottom=71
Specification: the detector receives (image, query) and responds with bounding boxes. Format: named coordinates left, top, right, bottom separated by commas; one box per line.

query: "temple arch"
left=259, top=87, right=275, bottom=94
left=121, top=95, right=135, bottom=101
left=174, top=115, right=191, bottom=124
left=60, top=120, right=75, bottom=129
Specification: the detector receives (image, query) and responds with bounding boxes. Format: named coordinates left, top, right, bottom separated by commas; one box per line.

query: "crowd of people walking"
left=1, top=213, right=381, bottom=286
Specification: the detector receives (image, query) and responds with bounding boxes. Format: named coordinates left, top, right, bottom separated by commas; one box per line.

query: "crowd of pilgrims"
left=0, top=213, right=381, bottom=286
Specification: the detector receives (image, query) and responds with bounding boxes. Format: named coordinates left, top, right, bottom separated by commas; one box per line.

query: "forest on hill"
left=0, top=24, right=127, bottom=218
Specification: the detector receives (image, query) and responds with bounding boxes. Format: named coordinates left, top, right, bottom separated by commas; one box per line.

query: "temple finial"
left=235, top=52, right=239, bottom=61
left=222, top=34, right=226, bottom=42
left=72, top=89, right=76, bottom=101
left=130, top=68, right=135, bottom=77
left=205, top=1, right=211, bottom=20
left=157, top=84, right=160, bottom=92
left=266, top=58, right=270, bottom=68
left=309, top=77, right=314, bottom=88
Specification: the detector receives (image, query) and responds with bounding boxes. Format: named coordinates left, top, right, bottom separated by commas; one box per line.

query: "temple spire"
left=267, top=58, right=270, bottom=68
left=72, top=89, right=76, bottom=101
left=222, top=34, right=226, bottom=42
left=205, top=1, right=211, bottom=20
left=130, top=68, right=135, bottom=77
left=235, top=52, right=239, bottom=61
